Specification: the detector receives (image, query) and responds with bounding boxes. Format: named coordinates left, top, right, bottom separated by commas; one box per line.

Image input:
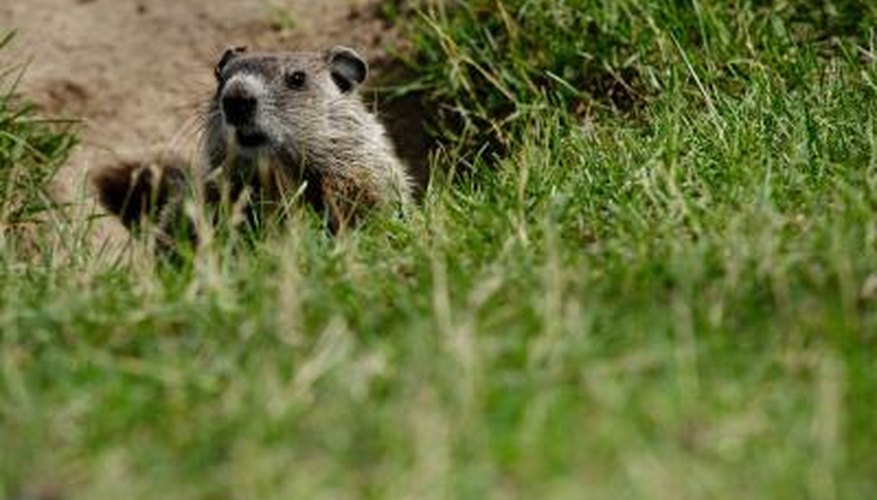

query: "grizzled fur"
left=94, top=46, right=412, bottom=256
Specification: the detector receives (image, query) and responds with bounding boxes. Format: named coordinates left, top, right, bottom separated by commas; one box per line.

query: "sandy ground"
left=0, top=0, right=422, bottom=238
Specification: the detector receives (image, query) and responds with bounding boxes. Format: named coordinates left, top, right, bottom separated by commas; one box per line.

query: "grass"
left=0, top=32, right=75, bottom=233
left=3, top=2, right=877, bottom=498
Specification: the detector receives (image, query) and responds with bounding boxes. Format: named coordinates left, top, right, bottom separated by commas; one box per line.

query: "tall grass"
left=2, top=3, right=877, bottom=498
left=409, top=0, right=877, bottom=157
left=0, top=32, right=76, bottom=233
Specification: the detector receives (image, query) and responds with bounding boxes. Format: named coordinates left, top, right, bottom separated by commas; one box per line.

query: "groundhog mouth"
left=235, top=129, right=269, bottom=149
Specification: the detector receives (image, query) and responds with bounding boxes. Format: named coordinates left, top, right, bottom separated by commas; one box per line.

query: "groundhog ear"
left=328, top=46, right=367, bottom=93
left=215, top=46, right=247, bottom=80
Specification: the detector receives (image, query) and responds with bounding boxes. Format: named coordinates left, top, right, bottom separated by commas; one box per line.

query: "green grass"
left=3, top=2, right=877, bottom=498
left=0, top=32, right=76, bottom=232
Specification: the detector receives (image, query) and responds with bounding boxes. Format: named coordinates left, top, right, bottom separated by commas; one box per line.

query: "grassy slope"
left=3, top=2, right=877, bottom=498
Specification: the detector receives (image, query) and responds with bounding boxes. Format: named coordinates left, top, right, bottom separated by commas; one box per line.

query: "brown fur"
left=94, top=46, right=412, bottom=254
left=91, top=157, right=188, bottom=230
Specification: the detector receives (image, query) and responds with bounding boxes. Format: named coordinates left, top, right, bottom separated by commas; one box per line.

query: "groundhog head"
left=206, top=46, right=369, bottom=169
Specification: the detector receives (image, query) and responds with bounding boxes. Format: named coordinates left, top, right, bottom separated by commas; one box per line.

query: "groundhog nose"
left=222, top=93, right=257, bottom=126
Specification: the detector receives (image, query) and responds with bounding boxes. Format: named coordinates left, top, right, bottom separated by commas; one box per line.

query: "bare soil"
left=0, top=0, right=424, bottom=237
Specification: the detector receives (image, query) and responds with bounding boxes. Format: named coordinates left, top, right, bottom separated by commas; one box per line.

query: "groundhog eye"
left=285, top=70, right=306, bottom=89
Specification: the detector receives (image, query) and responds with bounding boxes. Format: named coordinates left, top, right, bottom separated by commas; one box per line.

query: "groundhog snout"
left=222, top=91, right=257, bottom=127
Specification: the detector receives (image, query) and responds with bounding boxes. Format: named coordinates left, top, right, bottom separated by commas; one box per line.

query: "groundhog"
left=93, top=46, right=413, bottom=254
